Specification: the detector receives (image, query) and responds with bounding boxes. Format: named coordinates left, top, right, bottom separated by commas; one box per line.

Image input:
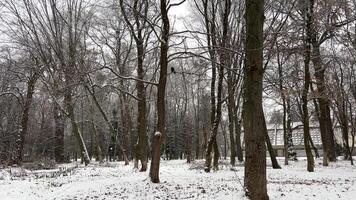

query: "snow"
left=0, top=158, right=355, bottom=200
left=154, top=131, right=162, bottom=136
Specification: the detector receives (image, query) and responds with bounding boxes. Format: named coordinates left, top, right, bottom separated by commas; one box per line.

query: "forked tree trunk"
left=119, top=0, right=149, bottom=170
left=308, top=0, right=336, bottom=163
left=243, top=0, right=269, bottom=199
left=205, top=0, right=230, bottom=173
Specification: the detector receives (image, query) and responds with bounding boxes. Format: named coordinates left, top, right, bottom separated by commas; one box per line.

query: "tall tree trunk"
left=14, top=73, right=37, bottom=165
left=308, top=0, right=336, bottom=163
left=149, top=0, right=169, bottom=183
left=309, top=82, right=321, bottom=158
left=302, top=1, right=315, bottom=172
left=119, top=0, right=149, bottom=170
left=136, top=43, right=148, bottom=171
left=204, top=54, right=224, bottom=172
left=312, top=45, right=336, bottom=164
left=206, top=0, right=218, bottom=171
left=227, top=81, right=237, bottom=166
left=205, top=0, right=230, bottom=172
left=243, top=0, right=269, bottom=199
left=277, top=50, right=288, bottom=165
left=235, top=86, right=244, bottom=162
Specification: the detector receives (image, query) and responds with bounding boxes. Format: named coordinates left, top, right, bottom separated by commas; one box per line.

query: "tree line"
left=0, top=0, right=355, bottom=199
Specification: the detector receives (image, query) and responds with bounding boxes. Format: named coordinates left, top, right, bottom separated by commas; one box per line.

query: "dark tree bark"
left=119, top=0, right=149, bottom=172
left=90, top=102, right=103, bottom=162
left=263, top=114, right=281, bottom=169
left=243, top=0, right=269, bottom=199
left=308, top=0, right=336, bottom=163
left=227, top=73, right=237, bottom=166
left=193, top=80, right=200, bottom=159
left=54, top=101, right=65, bottom=163
left=14, top=73, right=38, bottom=165
left=204, top=0, right=230, bottom=172
left=332, top=69, right=353, bottom=164
left=228, top=106, right=237, bottom=166
left=234, top=89, right=244, bottom=162
left=277, top=49, right=288, bottom=165
left=286, top=98, right=297, bottom=160
left=234, top=116, right=244, bottom=162
left=150, top=0, right=170, bottom=183
left=302, top=0, right=315, bottom=172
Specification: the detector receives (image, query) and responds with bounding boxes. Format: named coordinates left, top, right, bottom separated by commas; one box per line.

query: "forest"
left=0, top=0, right=355, bottom=199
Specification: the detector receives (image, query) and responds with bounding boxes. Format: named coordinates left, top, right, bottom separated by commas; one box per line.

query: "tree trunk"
left=282, top=98, right=288, bottom=165
left=64, top=87, right=90, bottom=166
left=228, top=87, right=237, bottom=166
left=302, top=0, right=315, bottom=172
left=213, top=139, right=219, bottom=170
left=54, top=102, right=65, bottom=163
left=223, top=129, right=227, bottom=160
left=263, top=114, right=281, bottom=169
left=235, top=114, right=244, bottom=162
left=136, top=43, right=148, bottom=171
left=204, top=0, right=230, bottom=172
left=194, top=94, right=200, bottom=159
left=119, top=0, right=149, bottom=169
left=286, top=98, right=297, bottom=160
left=149, top=132, right=162, bottom=183
left=149, top=0, right=169, bottom=183
left=90, top=102, right=103, bottom=162
left=308, top=0, right=336, bottom=163
left=14, top=73, right=37, bottom=165
left=120, top=97, right=131, bottom=161
left=312, top=46, right=336, bottom=164
left=243, top=0, right=269, bottom=199
left=277, top=50, right=288, bottom=165
left=205, top=60, right=224, bottom=172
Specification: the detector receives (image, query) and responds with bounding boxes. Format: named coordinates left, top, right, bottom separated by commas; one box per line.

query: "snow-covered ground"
left=0, top=158, right=355, bottom=200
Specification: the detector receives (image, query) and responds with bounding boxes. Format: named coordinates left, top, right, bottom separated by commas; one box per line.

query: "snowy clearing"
left=0, top=158, right=355, bottom=200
